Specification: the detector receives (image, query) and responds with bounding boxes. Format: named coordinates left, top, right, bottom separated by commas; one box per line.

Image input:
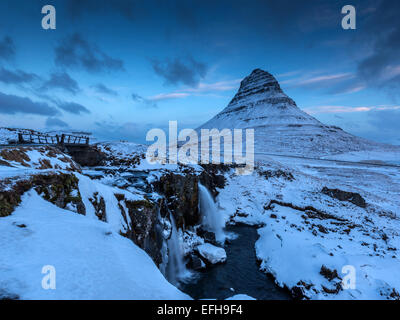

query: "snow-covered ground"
left=1, top=132, right=399, bottom=300
left=0, top=191, right=190, bottom=300
left=216, top=155, right=400, bottom=299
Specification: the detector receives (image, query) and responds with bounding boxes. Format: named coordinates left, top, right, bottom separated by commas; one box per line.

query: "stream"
left=180, top=224, right=291, bottom=300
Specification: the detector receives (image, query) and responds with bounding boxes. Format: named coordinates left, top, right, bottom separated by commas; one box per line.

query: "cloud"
left=0, top=91, right=59, bottom=116
left=304, top=105, right=400, bottom=115
left=93, top=83, right=118, bottom=96
left=0, top=67, right=39, bottom=84
left=46, top=117, right=69, bottom=128
left=368, top=108, right=400, bottom=129
left=55, top=33, right=124, bottom=73
left=132, top=93, right=157, bottom=108
left=0, top=36, right=15, bottom=61
left=280, top=71, right=367, bottom=95
left=65, top=0, right=137, bottom=20
left=360, top=108, right=400, bottom=145
left=57, top=102, right=91, bottom=115
left=149, top=79, right=240, bottom=102
left=356, top=0, right=400, bottom=94
left=151, top=56, right=208, bottom=87
left=93, top=120, right=153, bottom=142
left=42, top=72, right=80, bottom=95
left=150, top=92, right=190, bottom=101
left=282, top=72, right=355, bottom=89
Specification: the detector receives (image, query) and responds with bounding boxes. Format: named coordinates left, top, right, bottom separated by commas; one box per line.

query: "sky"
left=0, top=0, right=399, bottom=145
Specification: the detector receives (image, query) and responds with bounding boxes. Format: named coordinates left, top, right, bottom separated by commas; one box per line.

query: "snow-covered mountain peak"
left=233, top=68, right=285, bottom=100
left=225, top=68, right=299, bottom=115
left=199, top=69, right=396, bottom=156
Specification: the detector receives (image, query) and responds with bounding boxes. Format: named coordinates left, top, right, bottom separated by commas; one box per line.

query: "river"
left=180, top=224, right=290, bottom=300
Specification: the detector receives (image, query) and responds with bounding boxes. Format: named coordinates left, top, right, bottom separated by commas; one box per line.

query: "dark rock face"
left=0, top=173, right=85, bottom=217
left=115, top=193, right=163, bottom=266
left=88, top=192, right=106, bottom=221
left=187, top=254, right=205, bottom=270
left=322, top=187, right=366, bottom=208
left=151, top=165, right=227, bottom=229
left=320, top=265, right=339, bottom=281
left=63, top=145, right=106, bottom=167
left=226, top=69, right=296, bottom=111
left=199, top=164, right=227, bottom=198
left=196, top=227, right=217, bottom=245
left=153, top=172, right=200, bottom=228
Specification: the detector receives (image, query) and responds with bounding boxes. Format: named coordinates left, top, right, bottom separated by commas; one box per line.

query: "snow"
left=321, top=150, right=400, bottom=165
left=198, top=69, right=399, bottom=157
left=216, top=156, right=400, bottom=299
left=76, top=172, right=143, bottom=232
left=0, top=127, right=19, bottom=144
left=0, top=191, right=190, bottom=300
left=0, top=145, right=79, bottom=171
left=196, top=243, right=227, bottom=264
left=226, top=294, right=256, bottom=300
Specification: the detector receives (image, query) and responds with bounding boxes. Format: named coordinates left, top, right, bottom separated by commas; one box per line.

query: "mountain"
left=198, top=69, right=392, bottom=157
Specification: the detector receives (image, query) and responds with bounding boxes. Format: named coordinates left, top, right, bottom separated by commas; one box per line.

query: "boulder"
left=322, top=187, right=366, bottom=208
left=187, top=254, right=206, bottom=270
left=196, top=243, right=227, bottom=264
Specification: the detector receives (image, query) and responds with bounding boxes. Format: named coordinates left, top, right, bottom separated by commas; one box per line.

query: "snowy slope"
left=0, top=191, right=190, bottom=300
left=198, top=69, right=396, bottom=157
left=216, top=158, right=400, bottom=300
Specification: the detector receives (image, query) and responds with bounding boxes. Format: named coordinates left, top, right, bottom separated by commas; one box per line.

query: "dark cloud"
left=0, top=91, right=59, bottom=116
left=357, top=0, right=400, bottom=94
left=57, top=102, right=91, bottom=115
left=132, top=93, right=157, bottom=108
left=0, top=67, right=39, bottom=85
left=55, top=33, right=124, bottom=73
left=0, top=36, right=15, bottom=61
left=368, top=108, right=400, bottom=131
left=46, top=117, right=69, bottom=128
left=151, top=56, right=207, bottom=87
left=93, top=120, right=156, bottom=143
left=42, top=72, right=80, bottom=95
left=357, top=108, right=400, bottom=144
left=65, top=0, right=137, bottom=20
left=93, top=83, right=118, bottom=96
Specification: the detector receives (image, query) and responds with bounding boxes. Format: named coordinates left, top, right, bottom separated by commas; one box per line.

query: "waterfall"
left=165, top=213, right=190, bottom=286
left=198, top=183, right=226, bottom=244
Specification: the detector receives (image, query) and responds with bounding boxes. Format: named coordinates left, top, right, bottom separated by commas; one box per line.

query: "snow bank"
left=0, top=191, right=190, bottom=300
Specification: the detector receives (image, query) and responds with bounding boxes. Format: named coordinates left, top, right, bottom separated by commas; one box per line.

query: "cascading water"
left=165, top=213, right=191, bottom=286
left=198, top=183, right=226, bottom=244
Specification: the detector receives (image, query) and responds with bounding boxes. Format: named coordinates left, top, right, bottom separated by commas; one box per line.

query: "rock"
left=62, top=145, right=106, bottom=167
left=187, top=254, right=206, bottom=270
left=153, top=172, right=200, bottom=228
left=0, top=173, right=85, bottom=217
left=196, top=243, right=227, bottom=264
left=320, top=265, right=339, bottom=281
left=196, top=227, right=217, bottom=245
left=260, top=169, right=294, bottom=181
left=322, top=187, right=366, bottom=208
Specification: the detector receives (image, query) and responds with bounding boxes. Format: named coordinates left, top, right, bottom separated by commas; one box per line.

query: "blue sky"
left=0, top=0, right=399, bottom=144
